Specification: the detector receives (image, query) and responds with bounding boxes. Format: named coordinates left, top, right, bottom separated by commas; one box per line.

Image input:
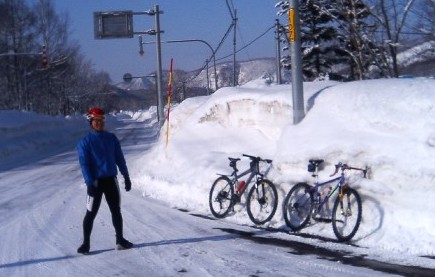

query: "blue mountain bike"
left=283, top=159, right=367, bottom=241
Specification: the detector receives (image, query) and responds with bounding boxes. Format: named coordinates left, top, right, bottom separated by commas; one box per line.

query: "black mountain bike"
left=209, top=154, right=278, bottom=225
left=283, top=159, right=367, bottom=241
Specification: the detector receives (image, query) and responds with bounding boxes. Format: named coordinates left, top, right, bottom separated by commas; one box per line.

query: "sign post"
left=93, top=5, right=165, bottom=127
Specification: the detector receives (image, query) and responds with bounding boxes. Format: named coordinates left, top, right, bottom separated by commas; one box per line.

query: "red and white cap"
left=86, top=107, right=105, bottom=121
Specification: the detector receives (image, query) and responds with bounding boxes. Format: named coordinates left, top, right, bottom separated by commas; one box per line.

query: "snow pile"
left=134, top=77, right=435, bottom=257
left=0, top=111, right=85, bottom=169
left=2, top=77, right=435, bottom=260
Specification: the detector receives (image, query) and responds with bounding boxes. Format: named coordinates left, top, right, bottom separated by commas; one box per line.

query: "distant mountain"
left=187, top=58, right=281, bottom=89
left=116, top=76, right=155, bottom=91
left=114, top=41, right=434, bottom=92
left=113, top=57, right=280, bottom=91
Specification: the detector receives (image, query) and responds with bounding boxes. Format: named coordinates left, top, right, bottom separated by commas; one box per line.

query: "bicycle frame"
left=218, top=155, right=272, bottom=196
left=310, top=174, right=343, bottom=213
left=308, top=161, right=366, bottom=215
left=222, top=164, right=267, bottom=196
left=210, top=154, right=278, bottom=225
left=283, top=160, right=366, bottom=240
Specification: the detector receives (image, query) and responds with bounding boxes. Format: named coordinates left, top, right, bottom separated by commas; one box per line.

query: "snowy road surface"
left=0, top=117, right=433, bottom=277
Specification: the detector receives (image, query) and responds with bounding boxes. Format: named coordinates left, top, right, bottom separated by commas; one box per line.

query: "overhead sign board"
left=94, top=11, right=134, bottom=39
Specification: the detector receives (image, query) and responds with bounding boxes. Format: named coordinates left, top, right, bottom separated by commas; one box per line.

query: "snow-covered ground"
left=1, top=77, right=435, bottom=276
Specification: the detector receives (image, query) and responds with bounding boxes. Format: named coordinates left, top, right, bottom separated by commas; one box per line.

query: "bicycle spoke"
left=283, top=183, right=313, bottom=231
left=209, top=177, right=234, bottom=218
left=332, top=188, right=362, bottom=241
left=247, top=180, right=278, bottom=225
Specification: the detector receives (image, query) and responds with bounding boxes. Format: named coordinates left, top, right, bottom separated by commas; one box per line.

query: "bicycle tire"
left=332, top=187, right=362, bottom=242
left=283, top=182, right=313, bottom=231
left=246, top=179, right=278, bottom=225
left=209, top=176, right=235, bottom=218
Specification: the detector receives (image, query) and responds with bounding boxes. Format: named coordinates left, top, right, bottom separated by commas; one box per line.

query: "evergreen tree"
left=299, top=0, right=346, bottom=80
left=276, top=0, right=348, bottom=81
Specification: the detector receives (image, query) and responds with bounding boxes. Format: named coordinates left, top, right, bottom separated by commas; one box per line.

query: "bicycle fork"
left=253, top=181, right=268, bottom=206
left=339, top=188, right=352, bottom=216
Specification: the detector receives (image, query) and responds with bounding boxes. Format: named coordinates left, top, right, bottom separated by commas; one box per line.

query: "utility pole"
left=154, top=4, right=164, bottom=126
left=289, top=0, right=305, bottom=124
left=275, top=19, right=282, bottom=85
left=232, top=9, right=237, bottom=87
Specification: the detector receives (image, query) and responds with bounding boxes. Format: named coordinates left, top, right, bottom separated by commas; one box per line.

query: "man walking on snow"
left=76, top=107, right=133, bottom=254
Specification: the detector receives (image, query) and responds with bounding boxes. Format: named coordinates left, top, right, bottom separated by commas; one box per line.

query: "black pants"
left=82, top=177, right=123, bottom=245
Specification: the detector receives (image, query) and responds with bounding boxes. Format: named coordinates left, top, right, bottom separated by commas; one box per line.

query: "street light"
left=139, top=39, right=218, bottom=93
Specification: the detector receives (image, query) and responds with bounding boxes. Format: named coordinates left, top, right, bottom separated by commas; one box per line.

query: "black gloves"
left=87, top=185, right=95, bottom=197
left=124, top=176, right=132, bottom=192
left=87, top=180, right=98, bottom=197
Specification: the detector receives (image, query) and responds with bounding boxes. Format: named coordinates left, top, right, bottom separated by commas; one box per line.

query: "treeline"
left=0, top=0, right=113, bottom=115
left=276, top=0, right=434, bottom=81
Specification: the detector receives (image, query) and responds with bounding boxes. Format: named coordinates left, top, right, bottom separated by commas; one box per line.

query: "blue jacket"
left=77, top=130, right=129, bottom=187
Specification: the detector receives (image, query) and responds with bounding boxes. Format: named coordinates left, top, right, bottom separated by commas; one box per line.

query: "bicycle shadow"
left=353, top=193, right=384, bottom=242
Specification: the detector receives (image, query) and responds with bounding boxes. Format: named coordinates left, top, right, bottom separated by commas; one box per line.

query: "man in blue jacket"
left=76, top=107, right=133, bottom=254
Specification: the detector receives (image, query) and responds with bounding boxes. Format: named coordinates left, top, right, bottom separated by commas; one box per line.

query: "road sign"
left=94, top=11, right=134, bottom=39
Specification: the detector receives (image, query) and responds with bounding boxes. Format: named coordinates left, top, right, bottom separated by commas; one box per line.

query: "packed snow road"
left=0, top=117, right=432, bottom=276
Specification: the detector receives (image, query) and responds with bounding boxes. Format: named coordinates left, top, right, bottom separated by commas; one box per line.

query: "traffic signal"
left=41, top=45, right=48, bottom=68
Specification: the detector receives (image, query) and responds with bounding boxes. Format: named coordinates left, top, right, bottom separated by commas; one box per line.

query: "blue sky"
left=53, top=0, right=282, bottom=82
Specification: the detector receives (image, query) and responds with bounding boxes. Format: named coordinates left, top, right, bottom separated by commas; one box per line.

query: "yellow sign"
left=288, top=8, right=295, bottom=42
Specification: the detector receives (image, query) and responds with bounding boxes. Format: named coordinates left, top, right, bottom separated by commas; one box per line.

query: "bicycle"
left=209, top=154, right=278, bottom=225
left=283, top=159, right=367, bottom=241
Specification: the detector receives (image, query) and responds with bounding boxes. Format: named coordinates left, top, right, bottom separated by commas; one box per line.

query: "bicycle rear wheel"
left=246, top=179, right=278, bottom=225
left=283, top=182, right=313, bottom=231
left=209, top=176, right=235, bottom=218
left=332, top=187, right=362, bottom=242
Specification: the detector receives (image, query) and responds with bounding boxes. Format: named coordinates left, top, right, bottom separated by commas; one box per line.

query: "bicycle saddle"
left=309, top=159, right=324, bottom=165
left=308, top=159, right=324, bottom=172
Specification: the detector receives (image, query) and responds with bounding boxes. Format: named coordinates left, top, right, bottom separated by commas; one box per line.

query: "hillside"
left=110, top=41, right=434, bottom=112
left=114, top=57, right=278, bottom=91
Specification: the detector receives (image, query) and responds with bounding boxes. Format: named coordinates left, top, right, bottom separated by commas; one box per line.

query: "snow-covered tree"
left=329, top=0, right=385, bottom=80
left=365, top=0, right=418, bottom=77
left=276, top=0, right=347, bottom=80
left=299, top=0, right=347, bottom=80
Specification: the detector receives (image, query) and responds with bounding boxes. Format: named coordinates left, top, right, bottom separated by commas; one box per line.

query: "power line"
left=215, top=25, right=275, bottom=62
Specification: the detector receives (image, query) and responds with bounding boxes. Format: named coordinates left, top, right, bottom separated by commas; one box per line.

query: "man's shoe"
left=115, top=238, right=133, bottom=250
left=77, top=243, right=90, bottom=254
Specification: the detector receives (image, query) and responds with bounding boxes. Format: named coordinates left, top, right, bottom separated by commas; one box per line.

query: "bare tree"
left=366, top=0, right=418, bottom=77
left=414, top=0, right=435, bottom=41
left=0, top=0, right=38, bottom=110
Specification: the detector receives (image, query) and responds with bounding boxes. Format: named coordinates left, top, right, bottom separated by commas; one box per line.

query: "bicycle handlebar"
left=242, top=153, right=272, bottom=164
left=227, top=154, right=273, bottom=175
left=330, top=162, right=368, bottom=178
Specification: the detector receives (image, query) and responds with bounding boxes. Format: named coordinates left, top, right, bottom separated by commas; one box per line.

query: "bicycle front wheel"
left=283, top=182, right=313, bottom=231
left=246, top=179, right=278, bottom=225
left=209, top=176, right=235, bottom=218
left=332, top=187, right=362, bottom=242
